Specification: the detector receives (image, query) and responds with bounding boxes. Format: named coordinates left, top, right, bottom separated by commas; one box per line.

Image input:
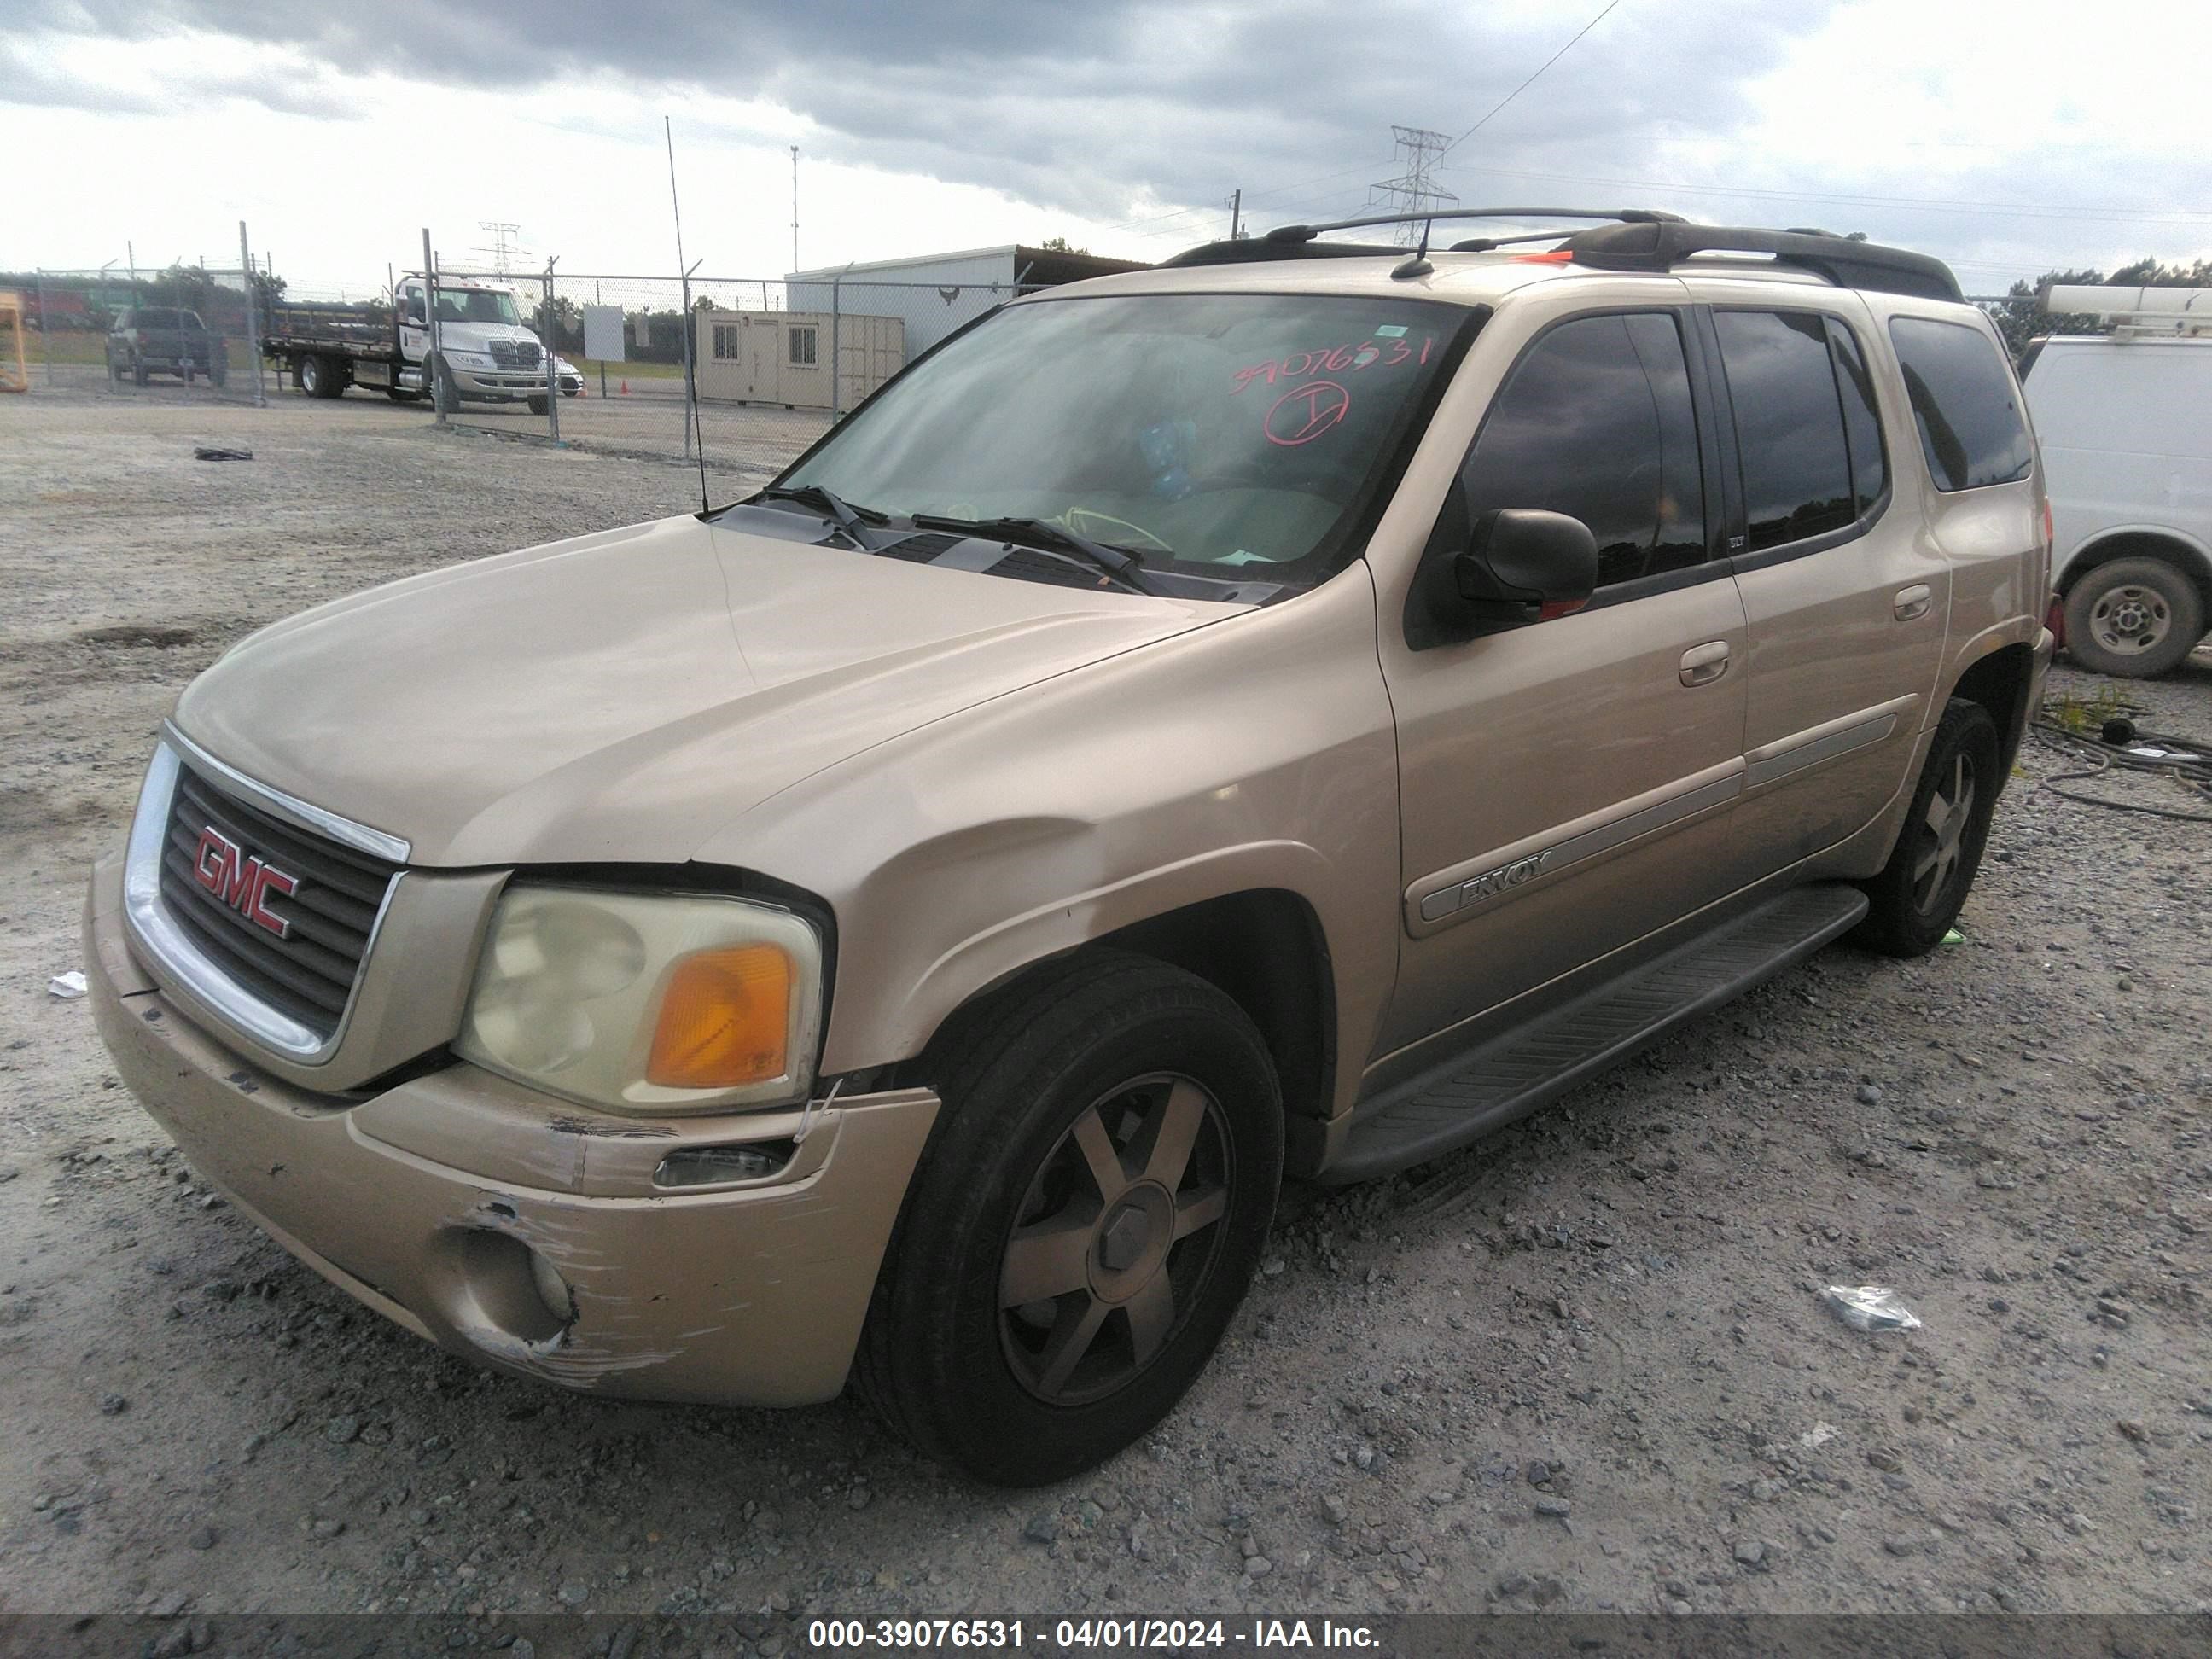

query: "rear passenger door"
left=1377, top=304, right=1751, bottom=1057
left=1698, top=298, right=1949, bottom=870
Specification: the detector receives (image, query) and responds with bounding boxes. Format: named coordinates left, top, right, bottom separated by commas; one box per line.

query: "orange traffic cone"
left=620, top=379, right=630, bottom=396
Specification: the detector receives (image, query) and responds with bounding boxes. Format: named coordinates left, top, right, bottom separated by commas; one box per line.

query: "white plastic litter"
left=47, top=970, right=88, bottom=1000
left=1822, top=1285, right=1922, bottom=1332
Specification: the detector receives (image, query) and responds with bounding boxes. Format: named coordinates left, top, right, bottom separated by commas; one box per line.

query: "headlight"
left=454, top=886, right=824, bottom=1114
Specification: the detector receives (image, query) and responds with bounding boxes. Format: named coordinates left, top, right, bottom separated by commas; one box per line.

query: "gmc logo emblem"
left=192, top=827, right=299, bottom=939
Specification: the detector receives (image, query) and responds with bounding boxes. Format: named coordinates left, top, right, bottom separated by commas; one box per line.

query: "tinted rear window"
left=1714, top=310, right=1855, bottom=551
left=131, top=308, right=183, bottom=329
left=1887, top=317, right=2033, bottom=492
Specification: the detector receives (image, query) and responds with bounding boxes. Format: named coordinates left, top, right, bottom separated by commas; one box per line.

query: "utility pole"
left=1229, top=189, right=1242, bottom=240
left=789, top=146, right=800, bottom=273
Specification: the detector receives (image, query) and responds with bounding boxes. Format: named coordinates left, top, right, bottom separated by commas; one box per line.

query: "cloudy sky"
left=6, top=0, right=2209, bottom=299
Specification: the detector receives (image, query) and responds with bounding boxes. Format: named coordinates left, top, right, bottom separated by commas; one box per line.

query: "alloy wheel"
left=998, top=1073, right=1234, bottom=1406
left=1910, top=751, right=1976, bottom=914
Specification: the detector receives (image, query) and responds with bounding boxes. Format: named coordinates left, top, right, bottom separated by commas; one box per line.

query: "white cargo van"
left=2023, top=286, right=2212, bottom=677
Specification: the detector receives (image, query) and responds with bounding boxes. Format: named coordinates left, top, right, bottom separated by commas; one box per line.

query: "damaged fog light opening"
left=453, top=1229, right=573, bottom=1345
left=654, top=1140, right=796, bottom=1188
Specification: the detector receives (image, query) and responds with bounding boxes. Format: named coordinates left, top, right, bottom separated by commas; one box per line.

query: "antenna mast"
left=666, top=116, right=710, bottom=515
left=790, top=146, right=800, bottom=273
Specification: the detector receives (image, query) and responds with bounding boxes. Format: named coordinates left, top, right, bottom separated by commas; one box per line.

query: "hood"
left=174, top=515, right=1224, bottom=868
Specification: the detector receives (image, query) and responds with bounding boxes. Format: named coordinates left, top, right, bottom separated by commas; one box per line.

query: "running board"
left=1322, top=882, right=1869, bottom=1185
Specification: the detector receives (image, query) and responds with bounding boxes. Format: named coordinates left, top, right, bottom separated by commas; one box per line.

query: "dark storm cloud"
left=14, top=0, right=1839, bottom=240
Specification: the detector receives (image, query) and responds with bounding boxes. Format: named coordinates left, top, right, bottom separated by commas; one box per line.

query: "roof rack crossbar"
left=1264, top=207, right=1684, bottom=244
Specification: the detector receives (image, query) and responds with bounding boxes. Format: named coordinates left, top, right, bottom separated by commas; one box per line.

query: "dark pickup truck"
left=108, top=308, right=227, bottom=387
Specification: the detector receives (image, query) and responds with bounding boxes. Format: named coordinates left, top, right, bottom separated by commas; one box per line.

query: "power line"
left=1444, top=0, right=1621, bottom=156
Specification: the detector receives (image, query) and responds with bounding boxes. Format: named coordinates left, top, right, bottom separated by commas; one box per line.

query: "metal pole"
left=790, top=146, right=799, bottom=273
left=422, top=227, right=445, bottom=425
left=543, top=256, right=561, bottom=442
left=35, top=271, right=52, bottom=386
left=680, top=267, right=696, bottom=459
left=830, top=262, right=852, bottom=419
left=237, top=219, right=266, bottom=407
left=597, top=279, right=606, bottom=399
left=1231, top=189, right=1242, bottom=239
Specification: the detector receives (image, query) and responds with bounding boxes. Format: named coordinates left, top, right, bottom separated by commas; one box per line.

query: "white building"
left=785, top=244, right=1150, bottom=358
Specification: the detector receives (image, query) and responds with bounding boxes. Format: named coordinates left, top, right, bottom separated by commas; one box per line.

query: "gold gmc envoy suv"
left=88, top=211, right=2052, bottom=1485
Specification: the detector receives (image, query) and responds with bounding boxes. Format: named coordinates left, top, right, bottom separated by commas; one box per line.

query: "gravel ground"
left=2, top=391, right=2209, bottom=1628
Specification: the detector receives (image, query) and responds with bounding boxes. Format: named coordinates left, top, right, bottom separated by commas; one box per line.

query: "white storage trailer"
left=693, top=309, right=903, bottom=413
left=2025, top=286, right=2212, bottom=677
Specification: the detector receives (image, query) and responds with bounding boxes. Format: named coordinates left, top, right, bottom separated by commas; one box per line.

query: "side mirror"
left=1450, top=509, right=1599, bottom=631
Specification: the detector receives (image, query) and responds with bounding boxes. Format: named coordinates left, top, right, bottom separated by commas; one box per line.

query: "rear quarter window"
left=1887, top=317, right=2033, bottom=492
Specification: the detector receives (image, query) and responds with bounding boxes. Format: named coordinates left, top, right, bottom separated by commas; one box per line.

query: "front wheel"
left=527, top=393, right=549, bottom=416
left=2063, top=556, right=2204, bottom=678
left=856, top=952, right=1283, bottom=1486
left=1852, top=698, right=2000, bottom=958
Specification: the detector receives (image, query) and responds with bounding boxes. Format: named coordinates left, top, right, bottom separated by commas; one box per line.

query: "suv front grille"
left=156, top=765, right=399, bottom=1039
left=487, top=340, right=543, bottom=371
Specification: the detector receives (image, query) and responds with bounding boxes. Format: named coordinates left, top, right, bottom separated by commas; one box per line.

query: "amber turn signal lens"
left=645, top=945, right=793, bottom=1089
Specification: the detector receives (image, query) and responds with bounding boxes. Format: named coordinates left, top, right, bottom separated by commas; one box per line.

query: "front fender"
left=707, top=568, right=1404, bottom=1121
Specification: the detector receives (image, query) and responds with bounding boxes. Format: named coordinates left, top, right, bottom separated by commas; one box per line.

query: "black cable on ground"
left=2029, top=706, right=2212, bottom=823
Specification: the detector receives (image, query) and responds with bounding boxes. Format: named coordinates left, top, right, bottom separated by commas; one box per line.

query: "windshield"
left=781, top=292, right=1469, bottom=579
left=436, top=288, right=521, bottom=327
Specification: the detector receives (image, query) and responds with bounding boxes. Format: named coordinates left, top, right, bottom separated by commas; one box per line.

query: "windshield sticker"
left=1232, top=335, right=1434, bottom=394
left=1265, top=381, right=1352, bottom=447
left=1374, top=324, right=1409, bottom=337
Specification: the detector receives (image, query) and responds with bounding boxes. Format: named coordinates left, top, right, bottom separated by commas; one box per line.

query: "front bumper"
left=86, top=854, right=938, bottom=1406
left=448, top=364, right=555, bottom=402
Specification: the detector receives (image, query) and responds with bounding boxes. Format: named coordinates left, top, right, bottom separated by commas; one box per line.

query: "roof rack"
left=1161, top=207, right=1679, bottom=268
left=1162, top=207, right=1963, bottom=302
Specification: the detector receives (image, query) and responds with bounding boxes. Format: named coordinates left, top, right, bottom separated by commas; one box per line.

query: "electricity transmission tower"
left=474, top=221, right=524, bottom=273
left=1367, top=126, right=1458, bottom=244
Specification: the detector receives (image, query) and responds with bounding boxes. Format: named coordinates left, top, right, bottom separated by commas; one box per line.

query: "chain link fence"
left=20, top=262, right=265, bottom=402
left=409, top=270, right=1043, bottom=479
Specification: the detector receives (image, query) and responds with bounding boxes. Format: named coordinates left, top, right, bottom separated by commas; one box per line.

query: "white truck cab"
left=2025, top=285, right=2212, bottom=677
left=394, top=274, right=563, bottom=413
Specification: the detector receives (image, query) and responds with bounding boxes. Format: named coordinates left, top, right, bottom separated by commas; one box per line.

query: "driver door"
left=399, top=280, right=430, bottom=368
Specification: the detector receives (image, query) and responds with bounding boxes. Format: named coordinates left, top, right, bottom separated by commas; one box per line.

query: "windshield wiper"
left=910, top=514, right=1163, bottom=595
left=747, top=484, right=888, bottom=542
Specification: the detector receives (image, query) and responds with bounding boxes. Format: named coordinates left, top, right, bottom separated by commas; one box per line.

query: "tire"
left=856, top=952, right=1284, bottom=1486
left=562, top=387, right=579, bottom=399
left=300, top=354, right=346, bottom=399
left=1852, top=699, right=2001, bottom=958
left=431, top=356, right=460, bottom=415
left=2062, top=556, right=2204, bottom=678
left=527, top=393, right=549, bottom=416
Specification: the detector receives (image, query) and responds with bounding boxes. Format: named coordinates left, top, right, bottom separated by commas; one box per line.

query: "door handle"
left=1679, top=641, right=1731, bottom=687
left=1893, top=584, right=1932, bottom=621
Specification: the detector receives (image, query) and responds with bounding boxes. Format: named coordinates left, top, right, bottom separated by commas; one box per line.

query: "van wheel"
left=2063, top=556, right=2203, bottom=678
left=856, top=952, right=1283, bottom=1486
left=1853, top=699, right=2000, bottom=958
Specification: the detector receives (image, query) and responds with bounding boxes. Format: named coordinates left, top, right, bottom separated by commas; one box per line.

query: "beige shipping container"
left=695, top=310, right=904, bottom=413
